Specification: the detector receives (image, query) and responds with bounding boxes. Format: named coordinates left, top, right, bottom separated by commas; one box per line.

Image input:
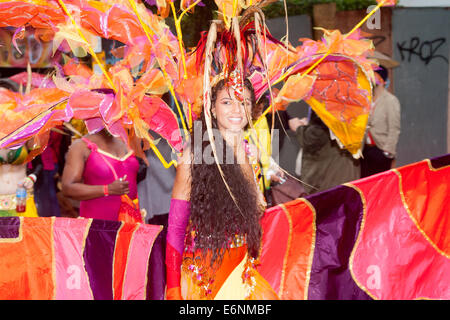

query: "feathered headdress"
left=0, top=0, right=385, bottom=166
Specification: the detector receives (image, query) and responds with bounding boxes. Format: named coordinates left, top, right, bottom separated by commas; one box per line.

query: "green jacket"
left=295, top=113, right=360, bottom=194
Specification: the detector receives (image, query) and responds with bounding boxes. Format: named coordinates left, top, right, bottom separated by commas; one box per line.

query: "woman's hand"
left=266, top=157, right=286, bottom=184
left=288, top=117, right=308, bottom=132
left=107, top=176, right=129, bottom=195
left=270, top=170, right=286, bottom=184
left=21, top=174, right=36, bottom=190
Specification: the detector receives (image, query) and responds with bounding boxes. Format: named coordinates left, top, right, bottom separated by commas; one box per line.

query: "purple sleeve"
left=166, top=198, right=191, bottom=290
left=166, top=198, right=190, bottom=255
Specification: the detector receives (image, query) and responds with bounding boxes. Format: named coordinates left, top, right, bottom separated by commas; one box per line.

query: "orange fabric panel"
left=247, top=268, right=280, bottom=300
left=181, top=246, right=247, bottom=299
left=279, top=199, right=315, bottom=300
left=0, top=217, right=54, bottom=299
left=112, top=222, right=139, bottom=300
left=397, top=160, right=450, bottom=256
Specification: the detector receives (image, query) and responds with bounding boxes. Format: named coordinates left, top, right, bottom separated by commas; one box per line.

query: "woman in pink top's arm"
left=61, top=130, right=130, bottom=201
left=61, top=128, right=141, bottom=221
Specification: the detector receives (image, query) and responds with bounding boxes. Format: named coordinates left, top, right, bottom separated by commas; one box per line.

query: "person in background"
left=137, top=131, right=176, bottom=300
left=361, top=65, right=401, bottom=177
left=56, top=120, right=88, bottom=218
left=289, top=109, right=360, bottom=194
left=264, top=92, right=291, bottom=153
left=0, top=142, right=41, bottom=217
left=33, top=128, right=64, bottom=217
left=61, top=128, right=140, bottom=221
left=0, top=82, right=41, bottom=217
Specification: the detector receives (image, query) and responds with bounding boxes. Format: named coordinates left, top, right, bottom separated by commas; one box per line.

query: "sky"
left=398, top=0, right=450, bottom=6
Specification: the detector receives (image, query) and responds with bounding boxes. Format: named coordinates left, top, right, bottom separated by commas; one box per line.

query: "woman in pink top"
left=61, top=128, right=140, bottom=221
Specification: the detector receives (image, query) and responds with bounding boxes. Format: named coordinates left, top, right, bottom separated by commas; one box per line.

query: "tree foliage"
left=158, top=0, right=378, bottom=47
left=262, top=0, right=377, bottom=19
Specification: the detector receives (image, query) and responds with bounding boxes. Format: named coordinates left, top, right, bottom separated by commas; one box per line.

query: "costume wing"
left=258, top=153, right=450, bottom=300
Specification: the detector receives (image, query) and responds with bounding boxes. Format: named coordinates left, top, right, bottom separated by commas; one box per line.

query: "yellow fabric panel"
left=305, top=68, right=372, bottom=157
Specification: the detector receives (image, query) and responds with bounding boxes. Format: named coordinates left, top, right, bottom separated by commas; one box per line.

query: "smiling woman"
left=165, top=77, right=280, bottom=300
left=212, top=79, right=254, bottom=134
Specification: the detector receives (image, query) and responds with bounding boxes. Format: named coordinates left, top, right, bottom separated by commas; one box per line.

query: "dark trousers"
left=361, top=145, right=393, bottom=178
left=34, top=168, right=61, bottom=217
left=146, top=213, right=168, bottom=300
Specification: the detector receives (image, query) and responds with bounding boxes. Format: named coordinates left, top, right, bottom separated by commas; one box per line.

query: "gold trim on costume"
left=121, top=222, right=141, bottom=299
left=111, top=221, right=128, bottom=300
left=300, top=198, right=317, bottom=300
left=113, top=221, right=125, bottom=300
left=0, top=193, right=18, bottom=211
left=97, top=149, right=134, bottom=162
left=214, top=252, right=248, bottom=300
left=277, top=204, right=292, bottom=299
left=392, top=169, right=450, bottom=259
left=51, top=217, right=57, bottom=300
left=143, top=224, right=163, bottom=300
left=425, top=158, right=450, bottom=171
left=81, top=218, right=95, bottom=299
left=344, top=183, right=379, bottom=300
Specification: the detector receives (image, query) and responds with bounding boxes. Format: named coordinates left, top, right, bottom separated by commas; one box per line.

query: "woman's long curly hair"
left=187, top=78, right=263, bottom=268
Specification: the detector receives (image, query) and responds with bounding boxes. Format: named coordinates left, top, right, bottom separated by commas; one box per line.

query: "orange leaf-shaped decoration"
left=63, top=58, right=94, bottom=79
left=139, top=96, right=183, bottom=151
left=132, top=69, right=168, bottom=103
left=273, top=74, right=316, bottom=111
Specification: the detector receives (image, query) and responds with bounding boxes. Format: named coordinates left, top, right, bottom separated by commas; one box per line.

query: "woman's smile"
left=226, top=116, right=244, bottom=124
left=213, top=86, right=252, bottom=132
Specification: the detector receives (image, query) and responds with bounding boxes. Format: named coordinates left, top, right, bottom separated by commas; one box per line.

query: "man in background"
left=138, top=131, right=176, bottom=300
left=361, top=65, right=401, bottom=177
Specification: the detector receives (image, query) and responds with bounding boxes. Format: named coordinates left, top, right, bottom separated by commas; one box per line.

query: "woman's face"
left=212, top=86, right=253, bottom=133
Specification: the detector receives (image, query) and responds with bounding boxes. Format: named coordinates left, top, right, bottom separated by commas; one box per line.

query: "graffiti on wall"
left=397, top=37, right=449, bottom=65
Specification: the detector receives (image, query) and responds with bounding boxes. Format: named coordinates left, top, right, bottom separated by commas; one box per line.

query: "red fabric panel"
left=351, top=167, right=450, bottom=299
left=259, top=199, right=315, bottom=299
left=398, top=160, right=450, bottom=256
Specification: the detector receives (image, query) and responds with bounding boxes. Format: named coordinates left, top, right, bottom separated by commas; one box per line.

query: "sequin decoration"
left=182, top=255, right=215, bottom=299
left=242, top=257, right=260, bottom=299
left=226, top=69, right=244, bottom=102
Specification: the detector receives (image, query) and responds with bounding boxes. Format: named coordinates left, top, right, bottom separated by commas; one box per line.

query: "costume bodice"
left=79, top=137, right=139, bottom=221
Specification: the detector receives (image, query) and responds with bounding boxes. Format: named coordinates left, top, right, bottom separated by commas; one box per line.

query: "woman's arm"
left=165, top=149, right=191, bottom=300
left=171, top=149, right=191, bottom=200
left=61, top=139, right=129, bottom=201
